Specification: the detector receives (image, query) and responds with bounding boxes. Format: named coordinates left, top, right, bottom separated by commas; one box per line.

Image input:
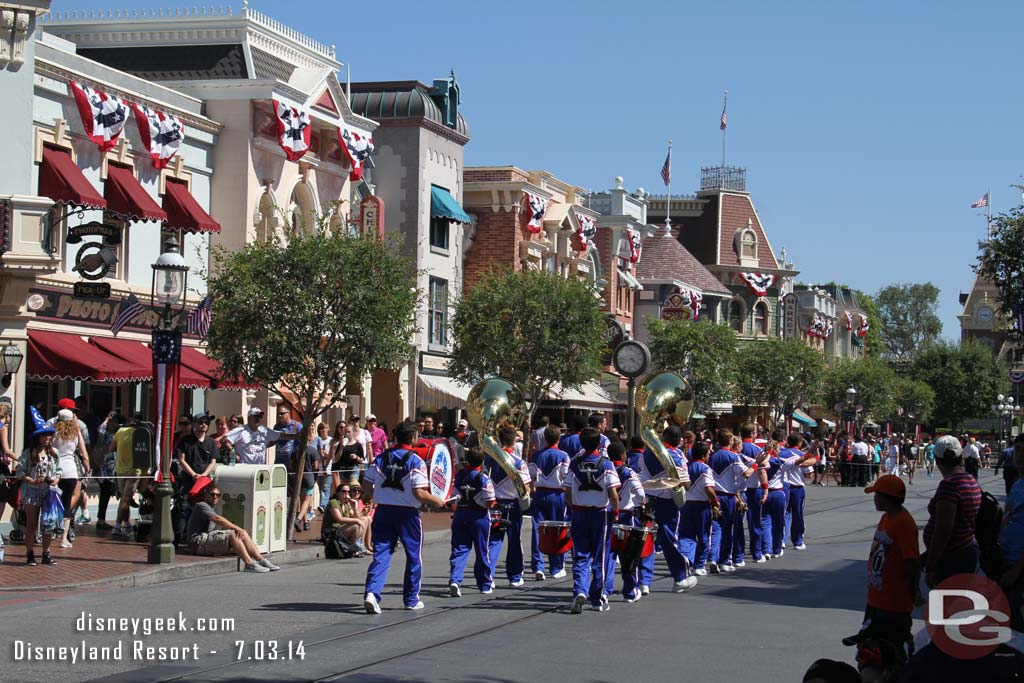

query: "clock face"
left=977, top=306, right=993, bottom=322
left=614, top=341, right=649, bottom=376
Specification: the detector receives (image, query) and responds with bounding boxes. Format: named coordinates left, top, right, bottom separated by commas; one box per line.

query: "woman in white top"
left=53, top=409, right=89, bottom=548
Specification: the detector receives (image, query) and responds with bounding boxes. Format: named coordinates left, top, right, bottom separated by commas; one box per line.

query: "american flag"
left=185, top=295, right=212, bottom=337
left=720, top=107, right=727, bottom=131
left=971, top=193, right=989, bottom=208
left=110, top=293, right=145, bottom=336
left=660, top=148, right=671, bottom=186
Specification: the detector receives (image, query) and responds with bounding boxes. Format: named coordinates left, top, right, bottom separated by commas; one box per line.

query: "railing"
left=701, top=165, right=747, bottom=191
left=644, top=193, right=698, bottom=201
left=243, top=4, right=335, bottom=58
left=0, top=198, right=10, bottom=260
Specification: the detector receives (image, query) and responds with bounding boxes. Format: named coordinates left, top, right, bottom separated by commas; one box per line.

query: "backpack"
left=323, top=527, right=360, bottom=559
left=975, top=490, right=1006, bottom=578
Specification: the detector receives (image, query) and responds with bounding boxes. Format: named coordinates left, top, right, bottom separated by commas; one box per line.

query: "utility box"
left=268, top=464, right=289, bottom=553
left=214, top=464, right=272, bottom=554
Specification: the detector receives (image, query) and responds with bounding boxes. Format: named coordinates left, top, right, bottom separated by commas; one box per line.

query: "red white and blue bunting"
left=572, top=211, right=597, bottom=253
left=338, top=125, right=374, bottom=181
left=70, top=81, right=129, bottom=152
left=845, top=311, right=853, bottom=331
left=525, top=192, right=548, bottom=234
left=740, top=271, right=775, bottom=297
left=627, top=227, right=642, bottom=264
left=807, top=314, right=834, bottom=339
left=676, top=286, right=703, bottom=317
left=857, top=314, right=869, bottom=338
left=131, top=103, right=184, bottom=170
left=273, top=100, right=311, bottom=162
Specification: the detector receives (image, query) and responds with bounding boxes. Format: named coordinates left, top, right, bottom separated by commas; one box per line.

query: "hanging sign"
left=360, top=195, right=384, bottom=238
left=65, top=221, right=122, bottom=245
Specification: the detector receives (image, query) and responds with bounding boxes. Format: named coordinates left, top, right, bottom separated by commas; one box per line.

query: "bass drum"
left=414, top=438, right=454, bottom=501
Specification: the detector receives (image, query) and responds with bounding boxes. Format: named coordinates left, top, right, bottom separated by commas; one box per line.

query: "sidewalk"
left=0, top=509, right=455, bottom=592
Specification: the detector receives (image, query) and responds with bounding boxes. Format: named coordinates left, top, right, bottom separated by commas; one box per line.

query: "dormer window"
left=735, top=219, right=759, bottom=267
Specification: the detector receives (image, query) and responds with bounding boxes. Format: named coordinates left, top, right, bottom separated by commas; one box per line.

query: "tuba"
left=636, top=372, right=694, bottom=506
left=466, top=378, right=531, bottom=510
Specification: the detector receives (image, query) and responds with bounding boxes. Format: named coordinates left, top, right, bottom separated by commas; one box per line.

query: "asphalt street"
left=0, top=471, right=1001, bottom=683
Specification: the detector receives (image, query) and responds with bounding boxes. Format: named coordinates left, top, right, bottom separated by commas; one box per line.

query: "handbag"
left=323, top=527, right=359, bottom=559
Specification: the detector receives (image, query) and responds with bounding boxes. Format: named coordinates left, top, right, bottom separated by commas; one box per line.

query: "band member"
left=449, top=448, right=497, bottom=597
left=639, top=425, right=696, bottom=593
left=587, top=412, right=611, bottom=456
left=485, top=424, right=533, bottom=587
left=565, top=427, right=620, bottom=613
left=765, top=433, right=817, bottom=557
left=604, top=441, right=647, bottom=602
left=782, top=432, right=816, bottom=551
left=679, top=442, right=718, bottom=576
left=528, top=425, right=570, bottom=581
left=739, top=424, right=770, bottom=563
left=708, top=429, right=763, bottom=573
left=627, top=435, right=646, bottom=471
left=558, top=415, right=587, bottom=458
left=627, top=434, right=655, bottom=591
left=361, top=421, right=447, bottom=614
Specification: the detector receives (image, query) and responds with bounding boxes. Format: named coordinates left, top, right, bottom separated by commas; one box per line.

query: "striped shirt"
left=923, top=471, right=982, bottom=552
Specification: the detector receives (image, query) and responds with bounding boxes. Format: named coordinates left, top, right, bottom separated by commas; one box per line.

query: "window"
left=740, top=230, right=758, bottom=260
left=753, top=302, right=769, bottom=335
left=428, top=277, right=448, bottom=346
left=728, top=300, right=744, bottom=333
left=429, top=216, right=450, bottom=250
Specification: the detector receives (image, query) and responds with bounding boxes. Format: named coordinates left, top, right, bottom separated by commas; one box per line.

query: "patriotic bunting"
left=151, top=328, right=182, bottom=483
left=273, top=100, right=311, bottom=161
left=676, top=286, right=703, bottom=318
left=185, top=295, right=212, bottom=338
left=338, top=125, right=374, bottom=181
left=110, top=293, right=145, bottom=336
left=740, top=271, right=775, bottom=297
left=845, top=311, right=853, bottom=331
left=857, top=313, right=870, bottom=338
left=806, top=314, right=834, bottom=339
left=572, top=211, right=597, bottom=253
left=627, top=227, right=642, bottom=264
left=524, top=192, right=548, bottom=234
left=131, top=103, right=184, bottom=170
left=70, top=81, right=129, bottom=152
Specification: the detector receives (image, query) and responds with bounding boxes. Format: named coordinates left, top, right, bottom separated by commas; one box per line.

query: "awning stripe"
left=430, top=186, right=471, bottom=224
left=27, top=330, right=144, bottom=382
left=417, top=374, right=472, bottom=410
left=792, top=408, right=817, bottom=427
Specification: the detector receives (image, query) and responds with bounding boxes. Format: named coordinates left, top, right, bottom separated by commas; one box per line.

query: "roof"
left=636, top=232, right=731, bottom=295
left=718, top=193, right=780, bottom=270
left=77, top=44, right=249, bottom=81
left=349, top=81, right=469, bottom=138
left=250, top=47, right=296, bottom=81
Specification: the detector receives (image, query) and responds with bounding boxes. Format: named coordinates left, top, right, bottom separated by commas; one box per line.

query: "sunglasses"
left=209, top=492, right=221, bottom=498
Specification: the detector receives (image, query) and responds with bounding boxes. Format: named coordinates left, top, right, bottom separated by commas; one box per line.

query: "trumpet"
left=466, top=378, right=531, bottom=510
left=636, top=372, right=694, bottom=506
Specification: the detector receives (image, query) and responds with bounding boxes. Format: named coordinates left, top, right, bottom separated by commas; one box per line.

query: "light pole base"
left=147, top=481, right=176, bottom=565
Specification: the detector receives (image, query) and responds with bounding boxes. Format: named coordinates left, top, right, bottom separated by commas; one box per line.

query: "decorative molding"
left=33, top=117, right=73, bottom=162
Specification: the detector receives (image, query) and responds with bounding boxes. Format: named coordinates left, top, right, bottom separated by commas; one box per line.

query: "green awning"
left=430, top=186, right=471, bottom=224
left=792, top=408, right=817, bottom=427
left=852, top=334, right=865, bottom=347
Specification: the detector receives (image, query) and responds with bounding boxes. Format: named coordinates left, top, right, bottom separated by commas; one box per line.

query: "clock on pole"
left=613, top=340, right=651, bottom=435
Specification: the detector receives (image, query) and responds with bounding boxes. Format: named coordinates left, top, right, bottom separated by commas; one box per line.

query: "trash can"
left=213, top=464, right=272, bottom=554
left=268, top=464, right=288, bottom=553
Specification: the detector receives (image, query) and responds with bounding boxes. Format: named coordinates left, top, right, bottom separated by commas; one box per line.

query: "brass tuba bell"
left=466, top=378, right=531, bottom=510
left=636, top=372, right=694, bottom=504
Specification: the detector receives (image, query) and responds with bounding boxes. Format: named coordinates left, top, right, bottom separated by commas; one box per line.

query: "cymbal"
left=642, top=478, right=686, bottom=491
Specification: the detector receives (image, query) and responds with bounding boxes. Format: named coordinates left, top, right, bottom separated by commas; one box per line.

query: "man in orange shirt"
left=843, top=474, right=921, bottom=655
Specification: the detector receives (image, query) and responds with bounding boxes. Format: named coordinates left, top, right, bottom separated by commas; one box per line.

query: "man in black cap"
left=173, top=413, right=219, bottom=544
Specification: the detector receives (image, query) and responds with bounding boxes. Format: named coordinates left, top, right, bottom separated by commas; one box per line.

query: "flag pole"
left=721, top=89, right=728, bottom=170
left=666, top=139, right=672, bottom=232
left=987, top=188, right=992, bottom=236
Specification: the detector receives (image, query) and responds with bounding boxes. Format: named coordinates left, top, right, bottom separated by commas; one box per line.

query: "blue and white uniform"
left=782, top=446, right=808, bottom=547
left=363, top=447, right=429, bottom=608
left=741, top=440, right=769, bottom=561
left=605, top=462, right=646, bottom=600
left=449, top=466, right=496, bottom=591
left=708, top=448, right=751, bottom=568
left=679, top=459, right=715, bottom=569
left=639, top=446, right=692, bottom=582
left=485, top=450, right=532, bottom=584
left=766, top=452, right=803, bottom=555
left=529, top=445, right=570, bottom=575
left=565, top=451, right=620, bottom=606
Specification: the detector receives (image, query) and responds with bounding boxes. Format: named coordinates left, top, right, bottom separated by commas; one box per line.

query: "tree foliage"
left=734, top=338, right=824, bottom=419
left=447, top=268, right=605, bottom=425
left=645, top=318, right=738, bottom=415
left=976, top=204, right=1024, bottom=316
left=875, top=283, right=943, bottom=362
left=908, top=340, right=1006, bottom=429
left=822, top=358, right=899, bottom=424
left=891, top=377, right=936, bottom=431
left=856, top=291, right=885, bottom=359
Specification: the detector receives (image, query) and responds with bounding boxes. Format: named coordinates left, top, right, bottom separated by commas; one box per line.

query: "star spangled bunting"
left=524, top=192, right=548, bottom=234
left=185, top=295, right=212, bottom=338
left=111, top=293, right=145, bottom=337
left=971, top=193, right=989, bottom=209
left=845, top=311, right=854, bottom=330
left=273, top=100, right=311, bottom=162
left=131, top=103, right=184, bottom=170
left=151, top=329, right=182, bottom=482
left=69, top=81, right=129, bottom=152
left=573, top=211, right=597, bottom=253
left=739, top=272, right=775, bottom=297
left=676, top=286, right=703, bottom=318
left=660, top=148, right=671, bottom=186
left=857, top=314, right=870, bottom=338
left=338, top=126, right=374, bottom=181
left=627, top=227, right=642, bottom=264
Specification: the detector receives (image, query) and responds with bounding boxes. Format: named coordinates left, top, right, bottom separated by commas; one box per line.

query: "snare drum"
left=537, top=520, right=572, bottom=555
left=611, top=523, right=656, bottom=559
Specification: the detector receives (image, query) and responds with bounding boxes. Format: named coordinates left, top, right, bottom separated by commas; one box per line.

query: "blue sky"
left=56, top=1, right=1024, bottom=336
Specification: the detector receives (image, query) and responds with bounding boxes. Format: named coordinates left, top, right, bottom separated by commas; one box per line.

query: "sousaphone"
left=466, top=378, right=531, bottom=510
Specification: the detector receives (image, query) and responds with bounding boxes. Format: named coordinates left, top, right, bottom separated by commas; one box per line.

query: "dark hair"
left=740, top=423, right=756, bottom=439
left=662, top=425, right=683, bottom=447
left=607, top=441, right=626, bottom=462
left=579, top=427, right=601, bottom=453
left=570, top=414, right=588, bottom=432
left=465, top=447, right=484, bottom=468
left=629, top=435, right=645, bottom=451
left=536, top=415, right=550, bottom=428
left=716, top=429, right=733, bottom=447
left=683, top=430, right=696, bottom=443
left=498, top=425, right=517, bottom=447
left=395, top=420, right=418, bottom=446
left=543, top=425, right=561, bottom=446
left=787, top=432, right=803, bottom=447
left=802, top=658, right=860, bottom=683
left=691, top=442, right=710, bottom=461
left=588, top=412, right=606, bottom=428
left=771, top=429, right=785, bottom=442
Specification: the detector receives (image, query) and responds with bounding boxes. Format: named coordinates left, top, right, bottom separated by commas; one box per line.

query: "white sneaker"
left=694, top=568, right=708, bottom=576
left=244, top=562, right=270, bottom=573
left=640, top=585, right=650, bottom=596
left=722, top=564, right=736, bottom=573
left=405, top=601, right=425, bottom=610
left=625, top=590, right=641, bottom=603
left=449, top=583, right=461, bottom=598
left=734, top=560, right=746, bottom=568
left=534, top=571, right=546, bottom=581
left=782, top=543, right=787, bottom=549
left=772, top=550, right=784, bottom=558
left=258, top=558, right=281, bottom=571
left=674, top=576, right=698, bottom=592
left=552, top=569, right=567, bottom=579
left=755, top=556, right=768, bottom=564
left=708, top=562, right=720, bottom=574
left=364, top=593, right=381, bottom=615
left=480, top=586, right=493, bottom=594
left=570, top=594, right=587, bottom=614
left=794, top=543, right=807, bottom=551
left=594, top=595, right=610, bottom=612
left=59, top=540, right=73, bottom=549
left=509, top=578, right=525, bottom=588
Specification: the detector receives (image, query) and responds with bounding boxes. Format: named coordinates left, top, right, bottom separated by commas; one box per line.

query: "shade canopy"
left=162, top=178, right=220, bottom=233
left=105, top=163, right=167, bottom=222
left=429, top=186, right=471, bottom=224
left=38, top=145, right=107, bottom=209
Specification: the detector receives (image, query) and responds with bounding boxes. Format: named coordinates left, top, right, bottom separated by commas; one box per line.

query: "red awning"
left=105, top=163, right=168, bottom=222
left=38, top=145, right=107, bottom=209
left=180, top=345, right=253, bottom=390
left=90, top=337, right=210, bottom=388
left=27, top=330, right=145, bottom=382
left=163, top=178, right=220, bottom=234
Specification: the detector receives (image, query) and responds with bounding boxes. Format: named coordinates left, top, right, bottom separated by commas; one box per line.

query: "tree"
left=447, top=268, right=605, bottom=428
left=976, top=204, right=1024, bottom=316
left=909, top=340, right=1006, bottom=430
left=645, top=318, right=738, bottom=416
left=734, top=338, right=824, bottom=425
left=206, top=230, right=418, bottom=539
left=875, top=283, right=943, bottom=362
left=857, top=291, right=884, bottom=359
left=822, top=358, right=899, bottom=426
left=890, top=377, right=936, bottom=432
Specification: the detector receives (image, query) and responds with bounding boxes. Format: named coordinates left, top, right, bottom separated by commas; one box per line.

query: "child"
left=605, top=441, right=647, bottom=602
left=448, top=448, right=496, bottom=596
left=679, top=442, right=718, bottom=578
left=565, top=427, right=620, bottom=613
left=528, top=426, right=570, bottom=581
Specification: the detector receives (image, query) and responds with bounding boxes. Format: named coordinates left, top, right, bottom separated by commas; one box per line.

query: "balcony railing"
left=701, top=165, right=746, bottom=192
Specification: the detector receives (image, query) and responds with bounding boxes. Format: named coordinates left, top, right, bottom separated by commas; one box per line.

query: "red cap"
left=57, top=398, right=77, bottom=411
left=188, top=475, right=214, bottom=502
left=865, top=474, right=906, bottom=501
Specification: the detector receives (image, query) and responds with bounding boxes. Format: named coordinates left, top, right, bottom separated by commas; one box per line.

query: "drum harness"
left=381, top=448, right=414, bottom=491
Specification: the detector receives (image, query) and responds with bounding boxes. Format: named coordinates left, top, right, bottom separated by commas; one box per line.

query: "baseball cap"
left=57, top=408, right=75, bottom=422
left=366, top=414, right=377, bottom=421
left=57, top=398, right=78, bottom=412
left=247, top=407, right=264, bottom=417
left=933, top=435, right=963, bottom=462
left=192, top=412, right=211, bottom=423
left=865, top=474, right=905, bottom=501
left=458, top=419, right=469, bottom=428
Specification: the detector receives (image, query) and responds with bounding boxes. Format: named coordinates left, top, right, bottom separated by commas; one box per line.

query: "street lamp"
left=1, top=340, right=24, bottom=389
left=148, top=237, right=190, bottom=565
left=844, top=386, right=857, bottom=436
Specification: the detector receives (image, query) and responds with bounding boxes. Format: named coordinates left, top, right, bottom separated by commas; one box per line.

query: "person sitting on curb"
left=184, top=476, right=281, bottom=573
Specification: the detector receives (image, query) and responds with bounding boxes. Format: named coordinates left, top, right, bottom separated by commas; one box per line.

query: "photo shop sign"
left=25, top=285, right=194, bottom=336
